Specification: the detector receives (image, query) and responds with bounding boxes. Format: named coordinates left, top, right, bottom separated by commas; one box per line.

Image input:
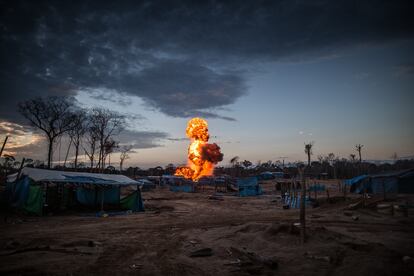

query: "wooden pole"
left=0, top=136, right=9, bottom=157
left=16, top=158, right=26, bottom=180
left=299, top=168, right=306, bottom=244
left=100, top=187, right=105, bottom=212
left=343, top=180, right=347, bottom=200
left=326, top=189, right=330, bottom=202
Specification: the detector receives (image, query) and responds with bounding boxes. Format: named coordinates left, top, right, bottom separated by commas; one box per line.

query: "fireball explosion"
left=175, top=118, right=223, bottom=181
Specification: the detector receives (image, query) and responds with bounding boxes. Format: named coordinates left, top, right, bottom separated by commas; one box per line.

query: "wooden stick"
left=0, top=136, right=8, bottom=157
left=299, top=168, right=306, bottom=244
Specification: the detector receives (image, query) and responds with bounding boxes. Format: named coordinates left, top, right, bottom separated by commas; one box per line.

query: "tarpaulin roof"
left=344, top=174, right=369, bottom=186
left=370, top=168, right=414, bottom=178
left=7, top=167, right=139, bottom=186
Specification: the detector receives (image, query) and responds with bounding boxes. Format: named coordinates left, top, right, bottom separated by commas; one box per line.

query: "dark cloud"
left=167, top=137, right=188, bottom=142
left=117, top=129, right=169, bottom=149
left=393, top=63, right=414, bottom=77
left=1, top=0, right=413, bottom=123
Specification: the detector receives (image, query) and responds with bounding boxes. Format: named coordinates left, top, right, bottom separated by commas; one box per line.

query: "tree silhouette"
left=119, top=145, right=132, bottom=172
left=88, top=108, right=125, bottom=171
left=18, top=97, right=75, bottom=168
left=355, top=144, right=364, bottom=163
left=230, top=156, right=239, bottom=167
left=304, top=142, right=314, bottom=167
left=68, top=109, right=88, bottom=171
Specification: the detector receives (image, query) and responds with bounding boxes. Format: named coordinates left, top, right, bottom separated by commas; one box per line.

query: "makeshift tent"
left=136, top=178, right=156, bottom=191
left=346, top=169, right=414, bottom=194
left=272, top=172, right=284, bottom=179
left=257, top=171, right=275, bottom=180
left=308, top=183, right=326, bottom=192
left=162, top=175, right=195, bottom=193
left=237, top=177, right=262, bottom=197
left=5, top=167, right=144, bottom=215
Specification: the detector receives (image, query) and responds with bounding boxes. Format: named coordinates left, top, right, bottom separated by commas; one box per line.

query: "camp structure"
left=5, top=167, right=144, bottom=216
left=162, top=175, right=195, bottom=192
left=345, top=168, right=414, bottom=194
left=237, top=177, right=263, bottom=197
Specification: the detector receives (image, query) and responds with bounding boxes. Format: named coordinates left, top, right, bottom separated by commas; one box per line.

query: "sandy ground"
left=1, top=183, right=414, bottom=276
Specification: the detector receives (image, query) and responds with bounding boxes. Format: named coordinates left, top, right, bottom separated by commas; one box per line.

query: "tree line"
left=15, top=96, right=132, bottom=171
left=1, top=96, right=412, bottom=179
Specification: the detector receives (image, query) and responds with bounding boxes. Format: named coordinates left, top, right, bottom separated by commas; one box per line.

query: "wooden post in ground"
left=16, top=158, right=26, bottom=180
left=0, top=136, right=8, bottom=157
left=299, top=167, right=306, bottom=244
left=363, top=188, right=367, bottom=208
left=343, top=180, right=347, bottom=200
left=100, top=187, right=105, bottom=212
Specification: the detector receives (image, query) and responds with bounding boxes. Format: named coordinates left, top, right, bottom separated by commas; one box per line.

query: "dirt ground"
left=1, top=182, right=414, bottom=276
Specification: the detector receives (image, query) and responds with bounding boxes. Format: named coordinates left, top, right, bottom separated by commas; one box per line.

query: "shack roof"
left=7, top=167, right=139, bottom=186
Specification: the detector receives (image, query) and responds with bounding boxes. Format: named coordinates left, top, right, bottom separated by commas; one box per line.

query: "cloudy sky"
left=1, top=0, right=413, bottom=168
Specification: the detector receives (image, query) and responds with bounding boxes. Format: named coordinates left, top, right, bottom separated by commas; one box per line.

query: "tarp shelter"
left=136, top=178, right=156, bottom=191
left=346, top=169, right=414, bottom=194
left=162, top=175, right=195, bottom=193
left=5, top=167, right=144, bottom=215
left=308, top=183, right=326, bottom=192
left=257, top=171, right=275, bottom=180
left=237, top=177, right=262, bottom=197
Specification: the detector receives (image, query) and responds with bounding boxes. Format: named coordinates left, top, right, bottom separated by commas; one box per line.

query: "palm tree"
left=230, top=156, right=239, bottom=167
left=304, top=142, right=314, bottom=167
left=355, top=144, right=363, bottom=163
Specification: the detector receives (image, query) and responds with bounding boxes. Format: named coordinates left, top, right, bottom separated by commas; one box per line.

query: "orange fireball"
left=175, top=117, right=223, bottom=181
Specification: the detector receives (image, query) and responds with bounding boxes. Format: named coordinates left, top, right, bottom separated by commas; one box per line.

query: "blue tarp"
left=169, top=185, right=194, bottom=193
left=370, top=178, right=399, bottom=194
left=237, top=177, right=262, bottom=197
left=344, top=175, right=368, bottom=186
left=308, top=183, right=326, bottom=192
left=6, top=176, right=31, bottom=208
left=4, top=172, right=145, bottom=215
left=283, top=193, right=311, bottom=208
left=76, top=187, right=120, bottom=205
left=258, top=172, right=275, bottom=180
left=348, top=174, right=400, bottom=194
left=62, top=175, right=117, bottom=184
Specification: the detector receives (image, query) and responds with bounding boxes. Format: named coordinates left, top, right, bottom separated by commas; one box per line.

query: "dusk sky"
left=1, top=0, right=413, bottom=168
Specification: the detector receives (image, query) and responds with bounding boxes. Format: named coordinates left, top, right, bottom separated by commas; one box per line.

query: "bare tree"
left=304, top=142, right=314, bottom=167
left=119, top=145, right=133, bottom=171
left=102, top=138, right=118, bottom=168
left=349, top=154, right=356, bottom=162
left=83, top=123, right=98, bottom=170
left=68, top=110, right=88, bottom=170
left=88, top=108, right=125, bottom=171
left=355, top=144, right=364, bottom=163
left=18, top=97, right=75, bottom=168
